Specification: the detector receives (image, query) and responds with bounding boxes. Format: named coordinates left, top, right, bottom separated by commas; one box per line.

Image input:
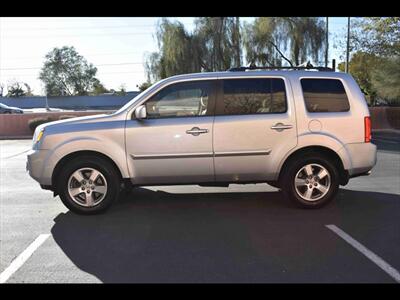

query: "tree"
left=243, top=17, right=326, bottom=67
left=352, top=17, right=400, bottom=57
left=145, top=19, right=199, bottom=82
left=115, top=84, right=127, bottom=96
left=39, top=46, right=105, bottom=96
left=338, top=51, right=381, bottom=105
left=137, top=81, right=152, bottom=92
left=90, top=81, right=109, bottom=95
left=347, top=18, right=400, bottom=105
left=110, top=84, right=127, bottom=96
left=145, top=17, right=242, bottom=82
left=193, top=17, right=242, bottom=71
left=5, top=80, right=34, bottom=97
left=371, top=56, right=400, bottom=104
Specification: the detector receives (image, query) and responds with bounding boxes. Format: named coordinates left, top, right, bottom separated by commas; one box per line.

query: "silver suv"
left=27, top=68, right=377, bottom=214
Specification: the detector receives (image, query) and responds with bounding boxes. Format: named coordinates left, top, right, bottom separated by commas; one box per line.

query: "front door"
left=213, top=77, right=297, bottom=182
left=125, top=80, right=216, bottom=185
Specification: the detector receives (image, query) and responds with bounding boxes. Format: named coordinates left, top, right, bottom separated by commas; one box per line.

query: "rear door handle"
left=271, top=123, right=293, bottom=131
left=186, top=127, right=209, bottom=136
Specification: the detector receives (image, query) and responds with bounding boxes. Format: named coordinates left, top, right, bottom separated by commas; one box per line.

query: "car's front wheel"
left=57, top=156, right=120, bottom=214
left=281, top=154, right=339, bottom=208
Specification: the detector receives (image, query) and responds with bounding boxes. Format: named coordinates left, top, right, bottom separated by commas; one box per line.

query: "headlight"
left=36, top=129, right=44, bottom=143
left=33, top=128, right=45, bottom=148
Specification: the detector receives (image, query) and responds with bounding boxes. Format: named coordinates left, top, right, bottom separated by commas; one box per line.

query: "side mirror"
left=134, top=105, right=147, bottom=119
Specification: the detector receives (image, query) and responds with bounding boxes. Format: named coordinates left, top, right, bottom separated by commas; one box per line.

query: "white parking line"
left=326, top=224, right=400, bottom=283
left=0, top=234, right=50, bottom=283
left=3, top=149, right=30, bottom=159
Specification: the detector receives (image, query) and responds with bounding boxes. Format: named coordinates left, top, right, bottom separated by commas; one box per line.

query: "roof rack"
left=228, top=62, right=334, bottom=72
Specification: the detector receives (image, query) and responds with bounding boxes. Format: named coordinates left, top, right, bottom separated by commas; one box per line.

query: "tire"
left=57, top=155, right=120, bottom=215
left=280, top=153, right=339, bottom=209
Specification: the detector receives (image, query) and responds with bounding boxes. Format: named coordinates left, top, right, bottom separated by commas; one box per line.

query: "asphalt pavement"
left=0, top=132, right=399, bottom=283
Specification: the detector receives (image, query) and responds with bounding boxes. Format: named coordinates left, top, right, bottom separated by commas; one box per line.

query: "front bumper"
left=26, top=149, right=52, bottom=185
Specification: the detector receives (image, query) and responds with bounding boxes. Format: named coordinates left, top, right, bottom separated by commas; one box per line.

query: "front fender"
left=41, top=135, right=129, bottom=186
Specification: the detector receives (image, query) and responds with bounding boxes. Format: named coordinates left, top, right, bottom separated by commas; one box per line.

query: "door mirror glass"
left=134, top=105, right=147, bottom=119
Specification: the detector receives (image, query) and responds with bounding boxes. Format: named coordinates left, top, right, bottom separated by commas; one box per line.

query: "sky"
left=0, top=17, right=349, bottom=95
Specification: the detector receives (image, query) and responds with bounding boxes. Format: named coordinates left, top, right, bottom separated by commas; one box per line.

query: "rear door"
left=213, top=76, right=297, bottom=182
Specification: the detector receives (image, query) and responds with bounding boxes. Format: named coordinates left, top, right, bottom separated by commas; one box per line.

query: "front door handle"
left=186, top=127, right=209, bottom=136
left=271, top=123, right=293, bottom=131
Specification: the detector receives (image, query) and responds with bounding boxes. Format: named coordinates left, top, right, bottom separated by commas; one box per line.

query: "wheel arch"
left=277, top=145, right=349, bottom=186
left=51, top=150, right=124, bottom=191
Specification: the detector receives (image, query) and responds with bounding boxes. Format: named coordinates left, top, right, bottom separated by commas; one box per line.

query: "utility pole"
left=325, top=17, right=329, bottom=68
left=45, top=94, right=50, bottom=111
left=345, top=17, right=351, bottom=73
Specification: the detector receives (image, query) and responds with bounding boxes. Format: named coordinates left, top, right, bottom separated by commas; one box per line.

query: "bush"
left=28, top=117, right=54, bottom=133
left=58, top=115, right=77, bottom=120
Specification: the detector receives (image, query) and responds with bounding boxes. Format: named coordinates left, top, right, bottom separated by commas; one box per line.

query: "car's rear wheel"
left=57, top=156, right=120, bottom=214
left=281, top=154, right=339, bottom=208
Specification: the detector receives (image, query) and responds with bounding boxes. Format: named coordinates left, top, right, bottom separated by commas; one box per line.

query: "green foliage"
left=145, top=17, right=242, bottom=81
left=145, top=19, right=201, bottom=82
left=338, top=51, right=381, bottom=105
left=6, top=81, right=34, bottom=97
left=194, top=17, right=242, bottom=71
left=339, top=53, right=400, bottom=106
left=109, top=84, right=127, bottom=96
left=136, top=81, right=152, bottom=92
left=28, top=117, right=54, bottom=132
left=39, top=46, right=105, bottom=96
left=347, top=18, right=400, bottom=106
left=243, top=17, right=326, bottom=67
left=90, top=81, right=109, bottom=95
left=353, top=17, right=400, bottom=57
left=371, top=56, right=400, bottom=104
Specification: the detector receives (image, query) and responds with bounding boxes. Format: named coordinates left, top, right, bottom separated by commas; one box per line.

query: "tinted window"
left=220, top=78, right=287, bottom=115
left=145, top=81, right=213, bottom=119
left=301, top=79, right=350, bottom=112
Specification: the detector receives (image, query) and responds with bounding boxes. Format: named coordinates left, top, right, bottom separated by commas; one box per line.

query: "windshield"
left=114, top=80, right=163, bottom=114
left=0, top=103, right=9, bottom=109
left=114, top=92, right=144, bottom=114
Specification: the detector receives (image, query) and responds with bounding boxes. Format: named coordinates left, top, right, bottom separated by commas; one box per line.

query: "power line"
left=0, top=62, right=143, bottom=70
left=2, top=32, right=158, bottom=39
left=3, top=51, right=150, bottom=60
left=3, top=23, right=194, bottom=31
left=0, top=71, right=145, bottom=77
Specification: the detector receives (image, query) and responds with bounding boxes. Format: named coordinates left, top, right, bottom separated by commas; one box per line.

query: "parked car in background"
left=0, top=102, right=24, bottom=114
left=27, top=66, right=377, bottom=214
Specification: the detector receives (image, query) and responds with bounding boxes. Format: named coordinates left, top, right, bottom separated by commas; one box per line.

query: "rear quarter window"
left=301, top=78, right=350, bottom=113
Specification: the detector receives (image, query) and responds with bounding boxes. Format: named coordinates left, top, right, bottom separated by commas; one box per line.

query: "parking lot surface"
left=0, top=133, right=399, bottom=283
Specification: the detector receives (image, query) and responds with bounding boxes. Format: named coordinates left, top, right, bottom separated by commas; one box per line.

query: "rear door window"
left=300, top=78, right=350, bottom=112
left=217, top=78, right=287, bottom=115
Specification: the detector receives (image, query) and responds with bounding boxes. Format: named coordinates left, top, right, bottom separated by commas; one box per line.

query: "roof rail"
left=227, top=64, right=334, bottom=72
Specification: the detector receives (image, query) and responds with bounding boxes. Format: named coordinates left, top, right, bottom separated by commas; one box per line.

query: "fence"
left=0, top=111, right=112, bottom=138
left=0, top=92, right=139, bottom=110
left=0, top=107, right=399, bottom=139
